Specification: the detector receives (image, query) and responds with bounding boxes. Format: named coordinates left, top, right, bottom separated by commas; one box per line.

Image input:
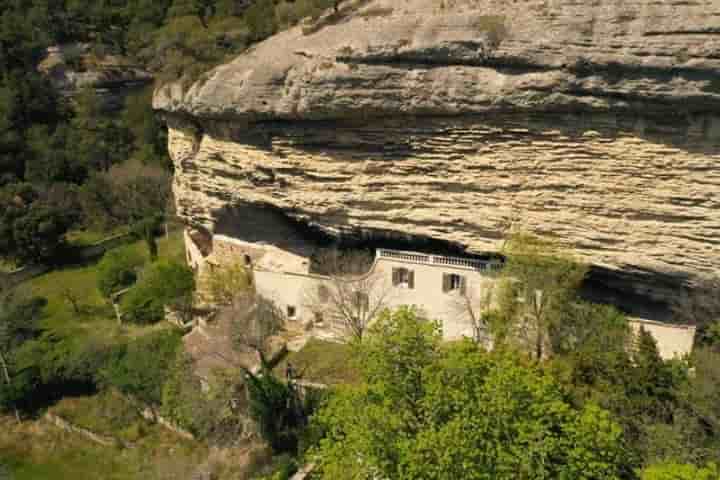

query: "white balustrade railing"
left=377, top=249, right=502, bottom=272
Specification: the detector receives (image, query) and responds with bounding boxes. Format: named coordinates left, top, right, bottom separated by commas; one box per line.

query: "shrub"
left=96, top=247, right=144, bottom=299
left=121, top=261, right=194, bottom=324
left=246, top=361, right=319, bottom=454
left=100, top=329, right=182, bottom=405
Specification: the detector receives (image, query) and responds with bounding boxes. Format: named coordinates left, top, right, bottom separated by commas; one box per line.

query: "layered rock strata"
left=154, top=0, right=720, bottom=318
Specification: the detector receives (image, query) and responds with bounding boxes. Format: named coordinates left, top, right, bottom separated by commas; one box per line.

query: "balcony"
left=376, top=249, right=501, bottom=272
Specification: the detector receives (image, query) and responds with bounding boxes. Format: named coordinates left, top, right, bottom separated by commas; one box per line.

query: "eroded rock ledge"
left=154, top=0, right=720, bottom=319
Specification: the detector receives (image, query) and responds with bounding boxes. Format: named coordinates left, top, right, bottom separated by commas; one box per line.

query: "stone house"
left=187, top=230, right=502, bottom=341
left=184, top=227, right=695, bottom=360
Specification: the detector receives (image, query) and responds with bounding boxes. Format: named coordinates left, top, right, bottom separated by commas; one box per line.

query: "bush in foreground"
left=312, top=307, right=626, bottom=480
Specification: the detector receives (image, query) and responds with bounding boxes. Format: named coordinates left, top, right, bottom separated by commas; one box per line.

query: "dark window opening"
left=443, top=273, right=466, bottom=294
left=287, top=306, right=297, bottom=319
left=244, top=254, right=252, bottom=266
left=392, top=267, right=415, bottom=289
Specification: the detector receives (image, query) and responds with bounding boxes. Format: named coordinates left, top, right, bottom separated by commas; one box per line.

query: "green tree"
left=132, top=215, right=162, bottom=261
left=121, top=261, right=195, bottom=324
left=245, top=355, right=319, bottom=453
left=497, top=233, right=588, bottom=359
left=96, top=247, right=144, bottom=299
left=100, top=329, right=181, bottom=405
left=0, top=183, right=76, bottom=263
left=312, top=307, right=627, bottom=480
left=0, top=293, right=45, bottom=418
left=121, top=87, right=170, bottom=167
left=244, top=0, right=277, bottom=41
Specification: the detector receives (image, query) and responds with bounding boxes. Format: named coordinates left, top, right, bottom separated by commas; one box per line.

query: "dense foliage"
left=120, top=260, right=195, bottom=323
left=99, top=329, right=182, bottom=405
left=313, top=308, right=627, bottom=479
left=96, top=247, right=144, bottom=298
left=0, top=0, right=347, bottom=265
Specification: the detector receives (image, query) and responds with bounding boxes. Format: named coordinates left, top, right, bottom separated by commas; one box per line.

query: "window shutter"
left=460, top=276, right=467, bottom=296
left=408, top=270, right=415, bottom=289
left=442, top=274, right=450, bottom=292
left=392, top=268, right=399, bottom=286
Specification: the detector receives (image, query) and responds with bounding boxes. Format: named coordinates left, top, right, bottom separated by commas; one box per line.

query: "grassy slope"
left=23, top=231, right=185, bottom=342
left=0, top=414, right=206, bottom=480
left=65, top=226, right=131, bottom=248
left=0, top=232, right=192, bottom=479
left=274, top=338, right=360, bottom=385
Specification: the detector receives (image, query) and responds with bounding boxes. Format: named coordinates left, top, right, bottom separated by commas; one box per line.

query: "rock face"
left=39, top=43, right=153, bottom=109
left=154, top=0, right=720, bottom=319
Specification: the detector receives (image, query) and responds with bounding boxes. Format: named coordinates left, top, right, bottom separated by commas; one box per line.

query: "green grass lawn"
left=51, top=390, right=147, bottom=442
left=275, top=338, right=360, bottom=385
left=22, top=231, right=186, bottom=342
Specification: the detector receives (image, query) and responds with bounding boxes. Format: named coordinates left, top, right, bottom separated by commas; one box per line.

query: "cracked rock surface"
left=154, top=0, right=720, bottom=314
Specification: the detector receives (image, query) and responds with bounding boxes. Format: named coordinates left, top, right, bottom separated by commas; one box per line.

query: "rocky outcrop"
left=39, top=43, right=153, bottom=109
left=154, top=0, right=720, bottom=319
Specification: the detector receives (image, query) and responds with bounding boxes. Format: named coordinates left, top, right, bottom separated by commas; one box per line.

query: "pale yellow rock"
left=156, top=0, right=720, bottom=314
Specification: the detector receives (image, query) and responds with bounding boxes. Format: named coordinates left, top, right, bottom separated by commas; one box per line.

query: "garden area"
left=0, top=228, right=208, bottom=479
left=24, top=230, right=185, bottom=340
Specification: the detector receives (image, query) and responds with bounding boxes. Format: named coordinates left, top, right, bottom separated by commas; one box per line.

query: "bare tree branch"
left=449, top=280, right=495, bottom=345
left=304, top=249, right=391, bottom=342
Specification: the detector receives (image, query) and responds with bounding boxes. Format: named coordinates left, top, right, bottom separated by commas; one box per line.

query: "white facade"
left=252, top=248, right=502, bottom=340
left=628, top=318, right=696, bottom=360
left=185, top=231, right=696, bottom=358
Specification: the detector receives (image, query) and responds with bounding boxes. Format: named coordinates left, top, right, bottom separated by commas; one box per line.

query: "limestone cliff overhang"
left=157, top=0, right=720, bottom=325
left=153, top=0, right=720, bottom=123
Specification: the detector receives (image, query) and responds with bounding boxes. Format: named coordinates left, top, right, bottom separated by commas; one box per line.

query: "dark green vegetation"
left=0, top=232, right=192, bottom=416
left=245, top=358, right=323, bottom=455
left=120, top=260, right=195, bottom=323
left=0, top=1, right=353, bottom=475
left=241, top=237, right=720, bottom=479
left=96, top=247, right=144, bottom=299
left=306, top=306, right=720, bottom=479
left=0, top=0, right=349, bottom=265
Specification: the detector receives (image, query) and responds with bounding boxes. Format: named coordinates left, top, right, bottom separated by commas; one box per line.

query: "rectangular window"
left=287, top=306, right=297, bottom=319
left=392, top=267, right=415, bottom=289
left=443, top=273, right=466, bottom=294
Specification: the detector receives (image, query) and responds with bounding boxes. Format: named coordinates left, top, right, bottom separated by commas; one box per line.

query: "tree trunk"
left=0, top=350, right=20, bottom=423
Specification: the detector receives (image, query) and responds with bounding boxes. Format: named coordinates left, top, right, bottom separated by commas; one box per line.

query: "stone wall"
left=44, top=412, right=122, bottom=448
